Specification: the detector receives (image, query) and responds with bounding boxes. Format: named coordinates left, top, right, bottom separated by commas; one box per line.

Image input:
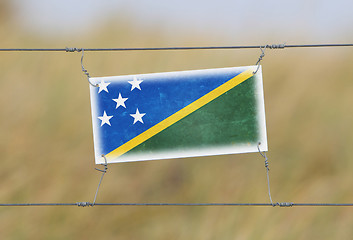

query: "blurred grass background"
left=1, top=1, right=353, bottom=239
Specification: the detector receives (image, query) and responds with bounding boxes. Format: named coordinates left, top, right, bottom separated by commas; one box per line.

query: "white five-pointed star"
left=130, top=108, right=146, bottom=124
left=128, top=76, right=143, bottom=91
left=112, top=93, right=128, bottom=109
left=98, top=79, right=111, bottom=93
left=98, top=111, right=113, bottom=126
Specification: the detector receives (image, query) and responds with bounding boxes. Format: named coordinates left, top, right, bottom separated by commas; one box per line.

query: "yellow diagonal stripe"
left=106, top=69, right=254, bottom=160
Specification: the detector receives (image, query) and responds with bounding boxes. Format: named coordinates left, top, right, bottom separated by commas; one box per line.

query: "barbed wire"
left=0, top=202, right=353, bottom=207
left=0, top=43, right=352, bottom=52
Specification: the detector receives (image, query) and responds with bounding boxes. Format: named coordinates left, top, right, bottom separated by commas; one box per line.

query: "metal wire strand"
left=257, top=142, right=274, bottom=206
left=1, top=43, right=353, bottom=52
left=80, top=49, right=98, bottom=87
left=253, top=45, right=267, bottom=74
left=92, top=155, right=108, bottom=206
left=1, top=202, right=353, bottom=207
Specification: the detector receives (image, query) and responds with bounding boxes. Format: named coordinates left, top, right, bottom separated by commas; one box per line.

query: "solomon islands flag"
left=89, top=66, right=267, bottom=164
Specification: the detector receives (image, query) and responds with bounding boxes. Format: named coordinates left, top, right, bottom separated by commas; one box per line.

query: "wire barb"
left=252, top=43, right=285, bottom=74
left=266, top=43, right=286, bottom=49
left=257, top=142, right=274, bottom=205
left=76, top=202, right=92, bottom=207
left=92, top=155, right=108, bottom=206
left=65, top=47, right=82, bottom=52
left=276, top=202, right=294, bottom=207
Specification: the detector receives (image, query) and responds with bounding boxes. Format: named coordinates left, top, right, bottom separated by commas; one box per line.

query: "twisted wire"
left=80, top=49, right=98, bottom=87
left=257, top=143, right=274, bottom=205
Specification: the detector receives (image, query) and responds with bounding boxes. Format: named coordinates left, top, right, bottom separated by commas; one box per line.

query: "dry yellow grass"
left=1, top=13, right=353, bottom=240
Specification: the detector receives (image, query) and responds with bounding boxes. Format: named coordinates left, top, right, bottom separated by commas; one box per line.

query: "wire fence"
left=1, top=42, right=353, bottom=207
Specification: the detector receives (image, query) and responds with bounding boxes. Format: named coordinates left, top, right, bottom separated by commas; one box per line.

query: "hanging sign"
left=89, top=66, right=267, bottom=164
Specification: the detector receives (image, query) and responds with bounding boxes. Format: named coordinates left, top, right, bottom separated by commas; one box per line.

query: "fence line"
left=0, top=202, right=353, bottom=207
left=0, top=43, right=353, bottom=52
